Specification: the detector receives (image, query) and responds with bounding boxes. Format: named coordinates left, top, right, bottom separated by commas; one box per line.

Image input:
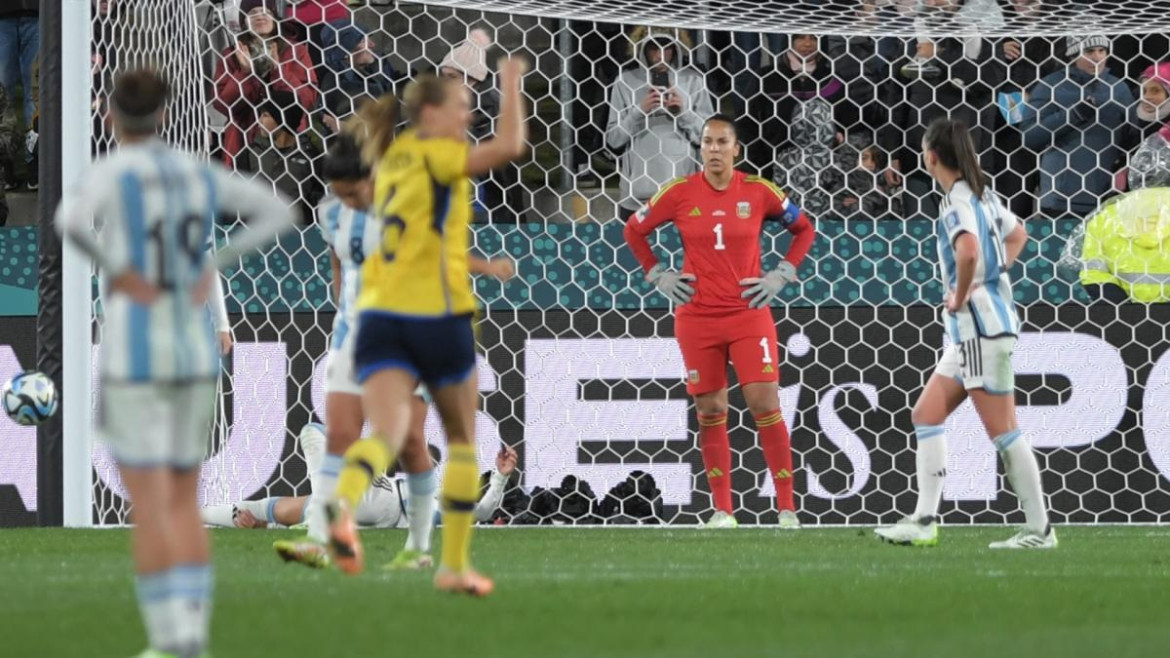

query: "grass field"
left=2, top=526, right=1169, bottom=658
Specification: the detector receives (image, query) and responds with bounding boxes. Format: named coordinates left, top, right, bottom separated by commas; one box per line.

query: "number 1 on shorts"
left=759, top=337, right=772, bottom=364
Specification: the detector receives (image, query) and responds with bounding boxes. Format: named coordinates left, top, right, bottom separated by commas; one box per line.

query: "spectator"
left=988, top=0, right=1061, bottom=219
left=835, top=137, right=902, bottom=219
left=606, top=26, right=714, bottom=221
left=878, top=1, right=998, bottom=220
left=1020, top=35, right=1138, bottom=218
left=1124, top=63, right=1170, bottom=191
left=237, top=90, right=324, bottom=224
left=283, top=0, right=351, bottom=67
left=746, top=34, right=854, bottom=218
left=0, top=85, right=16, bottom=225
left=438, top=27, right=523, bottom=223
left=320, top=23, right=401, bottom=123
left=213, top=0, right=317, bottom=167
left=0, top=0, right=36, bottom=189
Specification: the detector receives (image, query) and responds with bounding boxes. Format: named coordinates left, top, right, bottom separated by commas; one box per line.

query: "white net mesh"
left=86, top=0, right=1170, bottom=525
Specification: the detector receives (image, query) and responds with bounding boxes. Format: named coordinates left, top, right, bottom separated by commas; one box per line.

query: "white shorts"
left=324, top=333, right=363, bottom=396
left=935, top=336, right=1016, bottom=395
left=98, top=380, right=217, bottom=469
left=325, top=337, right=430, bottom=401
left=354, top=476, right=405, bottom=528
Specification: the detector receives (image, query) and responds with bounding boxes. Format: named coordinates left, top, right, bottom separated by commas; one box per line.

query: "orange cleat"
left=434, top=568, right=495, bottom=598
left=325, top=499, right=364, bottom=575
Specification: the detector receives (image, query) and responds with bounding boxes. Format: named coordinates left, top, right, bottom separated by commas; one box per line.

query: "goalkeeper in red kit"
left=622, top=114, right=815, bottom=528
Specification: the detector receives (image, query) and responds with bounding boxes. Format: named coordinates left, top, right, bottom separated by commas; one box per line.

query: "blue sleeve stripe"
left=152, top=151, right=187, bottom=379
left=120, top=171, right=152, bottom=381
left=202, top=167, right=222, bottom=376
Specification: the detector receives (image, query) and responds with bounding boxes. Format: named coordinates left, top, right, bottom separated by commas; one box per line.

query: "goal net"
left=82, top=0, right=1170, bottom=526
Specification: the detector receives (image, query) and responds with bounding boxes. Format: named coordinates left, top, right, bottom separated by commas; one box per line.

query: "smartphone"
left=650, top=69, right=671, bottom=90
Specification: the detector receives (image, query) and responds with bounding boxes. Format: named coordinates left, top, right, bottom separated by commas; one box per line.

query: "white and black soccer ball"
left=2, top=371, right=59, bottom=426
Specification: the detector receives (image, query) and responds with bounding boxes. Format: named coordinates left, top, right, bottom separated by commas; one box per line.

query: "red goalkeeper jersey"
left=623, top=170, right=815, bottom=317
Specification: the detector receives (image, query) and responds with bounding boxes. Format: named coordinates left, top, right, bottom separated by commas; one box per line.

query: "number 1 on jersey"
left=713, top=223, right=725, bottom=251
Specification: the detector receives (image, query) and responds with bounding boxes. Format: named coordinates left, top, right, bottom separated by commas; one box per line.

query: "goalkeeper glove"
left=739, top=261, right=798, bottom=309
left=647, top=264, right=696, bottom=305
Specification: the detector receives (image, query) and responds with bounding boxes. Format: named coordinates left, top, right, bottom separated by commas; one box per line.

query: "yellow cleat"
left=383, top=549, right=434, bottom=572
left=273, top=539, right=330, bottom=569
left=434, top=567, right=494, bottom=598
left=325, top=499, right=364, bottom=575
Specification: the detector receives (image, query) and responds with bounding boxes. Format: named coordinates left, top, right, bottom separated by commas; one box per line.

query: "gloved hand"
left=647, top=264, right=696, bottom=305
left=739, top=261, right=798, bottom=309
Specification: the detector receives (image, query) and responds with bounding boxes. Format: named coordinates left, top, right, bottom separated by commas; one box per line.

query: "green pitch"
left=2, top=526, right=1168, bottom=658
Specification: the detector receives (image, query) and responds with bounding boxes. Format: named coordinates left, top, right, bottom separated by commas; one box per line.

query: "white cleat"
left=703, top=511, right=739, bottom=529
left=989, top=526, right=1058, bottom=549
left=875, top=516, right=939, bottom=546
left=777, top=510, right=802, bottom=529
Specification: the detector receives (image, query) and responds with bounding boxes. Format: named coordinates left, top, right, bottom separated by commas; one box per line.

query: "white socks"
left=200, top=504, right=237, bottom=528
left=135, top=565, right=213, bottom=656
left=912, top=424, right=948, bottom=520
left=995, top=429, right=1050, bottom=534
left=405, top=469, right=438, bottom=553
left=309, top=453, right=344, bottom=543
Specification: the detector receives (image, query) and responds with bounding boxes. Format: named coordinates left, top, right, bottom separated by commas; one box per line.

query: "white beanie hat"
left=1066, top=35, right=1110, bottom=58
left=439, top=28, right=492, bottom=82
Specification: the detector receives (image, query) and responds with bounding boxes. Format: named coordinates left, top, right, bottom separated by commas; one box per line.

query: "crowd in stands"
left=19, top=0, right=1170, bottom=230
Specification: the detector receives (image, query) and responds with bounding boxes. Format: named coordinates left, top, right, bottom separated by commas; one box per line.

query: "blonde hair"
left=346, top=94, right=398, bottom=166
left=402, top=74, right=459, bottom=125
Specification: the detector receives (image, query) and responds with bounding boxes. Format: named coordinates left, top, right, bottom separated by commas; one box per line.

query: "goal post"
left=27, top=0, right=1170, bottom=527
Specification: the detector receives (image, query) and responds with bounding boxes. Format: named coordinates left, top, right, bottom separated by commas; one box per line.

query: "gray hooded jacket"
left=606, top=27, right=714, bottom=209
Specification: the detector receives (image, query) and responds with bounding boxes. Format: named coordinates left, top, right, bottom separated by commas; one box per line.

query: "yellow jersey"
left=358, top=129, right=476, bottom=317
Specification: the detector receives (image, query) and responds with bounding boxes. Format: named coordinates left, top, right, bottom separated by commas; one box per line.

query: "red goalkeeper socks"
left=698, top=412, right=733, bottom=513
left=755, top=410, right=795, bottom=512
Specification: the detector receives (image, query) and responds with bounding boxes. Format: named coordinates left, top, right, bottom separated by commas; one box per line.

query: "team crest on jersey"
left=736, top=201, right=751, bottom=218
left=688, top=370, right=700, bottom=384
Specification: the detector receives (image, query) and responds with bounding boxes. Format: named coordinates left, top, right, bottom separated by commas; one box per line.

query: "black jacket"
left=0, top=1, right=38, bottom=17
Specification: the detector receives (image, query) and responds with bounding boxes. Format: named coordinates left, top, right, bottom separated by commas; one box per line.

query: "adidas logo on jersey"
left=689, top=207, right=702, bottom=216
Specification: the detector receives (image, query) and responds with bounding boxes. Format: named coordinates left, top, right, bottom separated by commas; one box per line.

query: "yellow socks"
left=440, top=443, right=479, bottom=572
left=335, top=438, right=394, bottom=508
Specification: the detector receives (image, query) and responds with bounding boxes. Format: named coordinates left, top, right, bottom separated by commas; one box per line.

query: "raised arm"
left=465, top=58, right=528, bottom=178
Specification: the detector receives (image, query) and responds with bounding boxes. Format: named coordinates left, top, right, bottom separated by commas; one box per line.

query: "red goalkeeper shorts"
left=674, top=308, right=780, bottom=396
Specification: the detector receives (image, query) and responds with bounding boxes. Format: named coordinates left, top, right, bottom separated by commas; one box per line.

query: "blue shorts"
left=354, top=312, right=476, bottom=389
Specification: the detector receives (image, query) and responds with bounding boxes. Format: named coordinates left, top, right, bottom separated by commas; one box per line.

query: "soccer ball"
left=2, top=371, right=59, bottom=426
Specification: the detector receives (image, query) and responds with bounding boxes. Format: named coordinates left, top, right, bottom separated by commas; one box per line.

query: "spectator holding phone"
left=606, top=26, right=713, bottom=221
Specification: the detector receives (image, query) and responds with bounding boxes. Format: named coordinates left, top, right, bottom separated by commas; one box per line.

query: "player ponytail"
left=923, top=118, right=989, bottom=199
left=349, top=93, right=399, bottom=167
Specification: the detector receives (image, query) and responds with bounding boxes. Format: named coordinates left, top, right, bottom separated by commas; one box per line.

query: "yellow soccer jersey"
left=358, top=129, right=475, bottom=316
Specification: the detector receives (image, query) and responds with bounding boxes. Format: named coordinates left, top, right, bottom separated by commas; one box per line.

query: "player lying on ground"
left=271, top=132, right=513, bottom=571
left=623, top=114, right=815, bottom=529
left=326, top=61, right=528, bottom=595
left=874, top=118, right=1055, bottom=550
left=56, top=69, right=295, bottom=658
left=202, top=424, right=517, bottom=533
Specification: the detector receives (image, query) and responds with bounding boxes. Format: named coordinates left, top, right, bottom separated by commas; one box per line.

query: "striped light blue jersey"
left=316, top=198, right=383, bottom=350
left=56, top=138, right=295, bottom=383
left=937, top=180, right=1022, bottom=343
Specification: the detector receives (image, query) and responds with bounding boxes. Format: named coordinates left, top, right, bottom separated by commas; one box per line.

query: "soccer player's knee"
left=326, top=421, right=362, bottom=451
left=694, top=394, right=729, bottom=416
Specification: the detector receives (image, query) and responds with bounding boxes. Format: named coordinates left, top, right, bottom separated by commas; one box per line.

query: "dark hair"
left=702, top=113, right=738, bottom=139
left=111, top=69, right=170, bottom=135
left=923, top=118, right=989, bottom=198
left=863, top=144, right=887, bottom=170
left=322, top=133, right=370, bottom=182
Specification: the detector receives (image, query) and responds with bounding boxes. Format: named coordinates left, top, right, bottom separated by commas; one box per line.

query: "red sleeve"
left=212, top=50, right=245, bottom=115
left=759, top=181, right=815, bottom=268
left=622, top=181, right=682, bottom=274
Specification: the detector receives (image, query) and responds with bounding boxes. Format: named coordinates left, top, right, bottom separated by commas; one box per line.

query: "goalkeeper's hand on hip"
left=739, top=261, right=797, bottom=309
left=647, top=264, right=696, bottom=305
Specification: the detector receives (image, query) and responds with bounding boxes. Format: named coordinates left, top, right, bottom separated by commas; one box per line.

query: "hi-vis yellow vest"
left=1080, top=188, right=1170, bottom=303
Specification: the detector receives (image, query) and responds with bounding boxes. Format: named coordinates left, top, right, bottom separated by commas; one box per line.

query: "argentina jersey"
left=937, top=180, right=1022, bottom=343
left=316, top=197, right=383, bottom=351
left=89, top=141, right=222, bottom=383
